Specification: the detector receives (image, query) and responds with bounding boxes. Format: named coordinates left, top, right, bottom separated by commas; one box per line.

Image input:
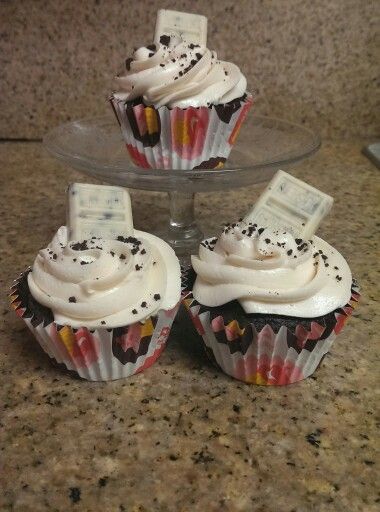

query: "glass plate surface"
left=44, top=114, right=320, bottom=260
left=44, top=115, right=320, bottom=192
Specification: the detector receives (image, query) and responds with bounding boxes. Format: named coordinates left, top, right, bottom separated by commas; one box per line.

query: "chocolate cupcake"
left=182, top=220, right=360, bottom=385
left=10, top=227, right=181, bottom=381
left=110, top=32, right=252, bottom=170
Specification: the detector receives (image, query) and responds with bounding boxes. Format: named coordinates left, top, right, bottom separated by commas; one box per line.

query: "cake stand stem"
left=165, top=191, right=203, bottom=263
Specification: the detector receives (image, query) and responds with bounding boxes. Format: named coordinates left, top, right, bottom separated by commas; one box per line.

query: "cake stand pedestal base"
left=160, top=192, right=203, bottom=263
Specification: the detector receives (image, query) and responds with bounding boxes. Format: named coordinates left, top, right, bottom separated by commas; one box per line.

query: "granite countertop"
left=1, top=1, right=378, bottom=141
left=0, top=140, right=378, bottom=512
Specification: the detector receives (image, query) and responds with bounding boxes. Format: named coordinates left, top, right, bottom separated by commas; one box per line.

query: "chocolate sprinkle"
left=68, top=296, right=76, bottom=303
left=159, top=34, right=170, bottom=46
left=71, top=241, right=89, bottom=251
left=153, top=294, right=161, bottom=301
left=132, top=309, right=138, bottom=314
left=141, top=301, right=147, bottom=308
left=117, top=235, right=141, bottom=245
left=247, top=225, right=257, bottom=236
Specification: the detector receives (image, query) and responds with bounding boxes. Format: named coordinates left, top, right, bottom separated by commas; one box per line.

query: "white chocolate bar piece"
left=154, top=9, right=208, bottom=46
left=67, top=183, right=133, bottom=241
left=244, top=170, right=333, bottom=239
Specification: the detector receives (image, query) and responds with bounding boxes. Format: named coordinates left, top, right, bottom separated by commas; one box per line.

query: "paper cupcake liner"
left=9, top=270, right=180, bottom=381
left=180, top=263, right=193, bottom=299
left=110, top=94, right=253, bottom=170
left=181, top=267, right=360, bottom=385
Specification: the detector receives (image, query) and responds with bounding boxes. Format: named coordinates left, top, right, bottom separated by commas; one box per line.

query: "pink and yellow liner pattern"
left=10, top=270, right=179, bottom=381
left=110, top=94, right=253, bottom=170
left=182, top=269, right=360, bottom=386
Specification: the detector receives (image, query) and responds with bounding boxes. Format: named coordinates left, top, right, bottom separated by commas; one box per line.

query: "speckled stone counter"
left=1, top=0, right=379, bottom=139
left=0, top=140, right=379, bottom=511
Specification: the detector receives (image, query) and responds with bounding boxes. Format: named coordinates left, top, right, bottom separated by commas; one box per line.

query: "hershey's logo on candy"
left=154, top=9, right=208, bottom=46
left=244, top=170, right=333, bottom=239
left=67, top=183, right=133, bottom=241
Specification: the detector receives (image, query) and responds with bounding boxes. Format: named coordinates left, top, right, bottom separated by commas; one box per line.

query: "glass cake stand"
left=44, top=115, right=320, bottom=260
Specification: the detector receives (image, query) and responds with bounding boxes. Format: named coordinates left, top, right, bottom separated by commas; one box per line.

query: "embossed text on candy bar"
left=155, top=9, right=208, bottom=46
left=276, top=179, right=322, bottom=215
left=253, top=207, right=300, bottom=236
left=78, top=224, right=129, bottom=240
left=68, top=183, right=134, bottom=241
left=244, top=170, right=333, bottom=239
left=78, top=189, right=125, bottom=210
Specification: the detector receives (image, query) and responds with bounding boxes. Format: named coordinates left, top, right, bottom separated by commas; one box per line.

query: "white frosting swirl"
left=113, top=33, right=247, bottom=108
left=28, top=227, right=181, bottom=328
left=191, top=221, right=352, bottom=317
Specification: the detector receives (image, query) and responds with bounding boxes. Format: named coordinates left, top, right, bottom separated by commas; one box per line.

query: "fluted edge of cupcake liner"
left=110, top=94, right=253, bottom=170
left=182, top=270, right=360, bottom=385
left=9, top=270, right=180, bottom=381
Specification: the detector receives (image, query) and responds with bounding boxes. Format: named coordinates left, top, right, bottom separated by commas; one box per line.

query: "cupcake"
left=110, top=32, right=253, bottom=170
left=182, top=221, right=360, bottom=385
left=10, top=227, right=181, bottom=381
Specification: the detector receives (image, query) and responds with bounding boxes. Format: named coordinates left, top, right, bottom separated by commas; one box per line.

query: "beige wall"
left=1, top=0, right=378, bottom=139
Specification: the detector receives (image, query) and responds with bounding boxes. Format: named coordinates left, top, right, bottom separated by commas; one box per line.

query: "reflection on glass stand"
left=166, top=192, right=203, bottom=256
left=44, top=115, right=320, bottom=262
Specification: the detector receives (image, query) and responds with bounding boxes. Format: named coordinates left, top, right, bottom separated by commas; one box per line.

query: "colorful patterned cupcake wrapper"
left=181, top=267, right=360, bottom=385
left=110, top=94, right=253, bottom=170
left=9, top=270, right=179, bottom=381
